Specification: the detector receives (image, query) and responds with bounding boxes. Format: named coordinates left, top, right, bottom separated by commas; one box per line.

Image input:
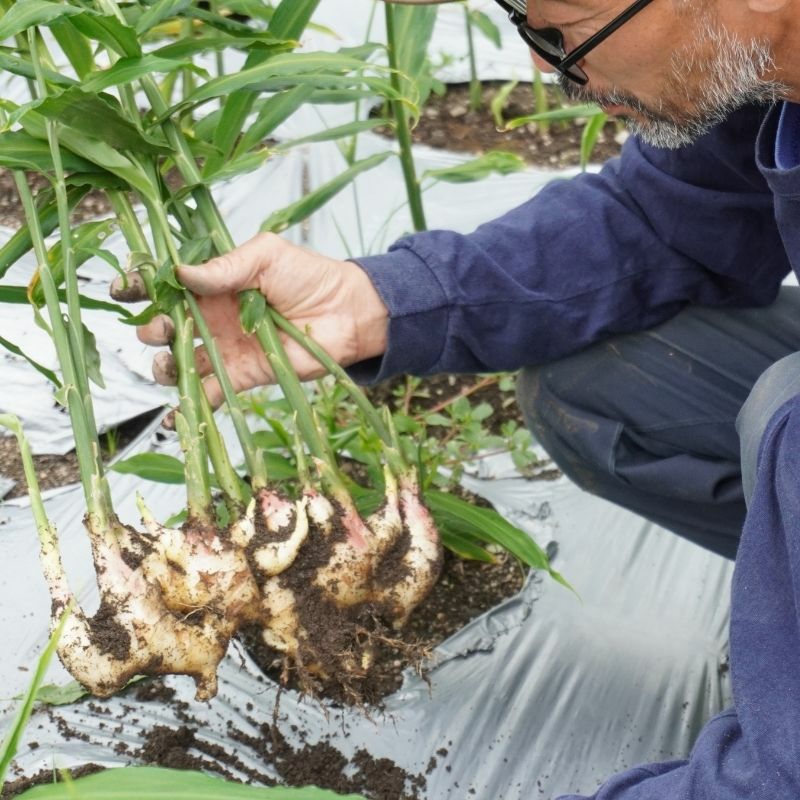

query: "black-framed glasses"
left=493, top=0, right=656, bottom=85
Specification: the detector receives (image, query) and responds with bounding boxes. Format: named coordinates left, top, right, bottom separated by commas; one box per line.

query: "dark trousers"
left=517, top=286, right=800, bottom=560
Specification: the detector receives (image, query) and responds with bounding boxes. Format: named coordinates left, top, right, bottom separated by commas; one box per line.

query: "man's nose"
left=530, top=49, right=556, bottom=74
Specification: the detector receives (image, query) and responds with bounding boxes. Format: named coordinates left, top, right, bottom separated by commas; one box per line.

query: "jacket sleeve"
left=349, top=103, right=791, bottom=383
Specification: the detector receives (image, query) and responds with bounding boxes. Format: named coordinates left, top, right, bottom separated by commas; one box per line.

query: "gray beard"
left=561, top=22, right=788, bottom=149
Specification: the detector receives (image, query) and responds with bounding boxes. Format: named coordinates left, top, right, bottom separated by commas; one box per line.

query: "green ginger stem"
left=384, top=2, right=427, bottom=233
left=22, top=30, right=113, bottom=524
left=13, top=172, right=111, bottom=528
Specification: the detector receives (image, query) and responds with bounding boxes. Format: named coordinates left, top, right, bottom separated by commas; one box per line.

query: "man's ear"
left=746, top=0, right=788, bottom=12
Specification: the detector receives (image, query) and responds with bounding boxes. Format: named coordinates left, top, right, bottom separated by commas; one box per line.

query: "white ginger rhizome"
left=35, top=467, right=442, bottom=701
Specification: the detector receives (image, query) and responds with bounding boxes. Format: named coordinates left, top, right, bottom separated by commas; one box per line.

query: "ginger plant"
left=1, top=0, right=445, bottom=700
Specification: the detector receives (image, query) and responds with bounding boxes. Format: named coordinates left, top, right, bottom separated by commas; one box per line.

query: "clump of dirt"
left=243, top=547, right=527, bottom=704
left=1, top=763, right=104, bottom=799
left=3, top=693, right=449, bottom=800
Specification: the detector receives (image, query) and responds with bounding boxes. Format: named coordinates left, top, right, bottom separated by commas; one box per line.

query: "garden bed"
left=374, top=81, right=625, bottom=169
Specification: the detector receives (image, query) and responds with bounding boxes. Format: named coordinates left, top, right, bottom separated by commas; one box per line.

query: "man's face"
left=528, top=0, right=787, bottom=147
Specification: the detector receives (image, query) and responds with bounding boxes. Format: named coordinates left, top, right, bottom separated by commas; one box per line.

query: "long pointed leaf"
left=268, top=0, right=321, bottom=40
left=233, top=85, right=314, bottom=156
left=82, top=54, right=201, bottom=93
left=135, top=0, right=191, bottom=35
left=49, top=18, right=93, bottom=79
left=0, top=334, right=61, bottom=388
left=0, top=130, right=99, bottom=173
left=33, top=88, right=169, bottom=155
left=274, top=119, right=392, bottom=152
left=0, top=608, right=71, bottom=787
left=14, top=767, right=367, bottom=799
left=174, top=51, right=394, bottom=112
left=425, top=489, right=571, bottom=590
left=67, top=11, right=141, bottom=58
left=0, top=184, right=90, bottom=279
left=0, top=46, right=76, bottom=87
left=0, top=285, right=131, bottom=318
left=260, top=151, right=391, bottom=233
left=18, top=113, right=155, bottom=200
left=0, top=1, right=81, bottom=41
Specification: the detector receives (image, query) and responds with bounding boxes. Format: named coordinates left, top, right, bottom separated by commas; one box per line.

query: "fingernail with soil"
left=162, top=408, right=177, bottom=431
left=110, top=271, right=148, bottom=303
left=153, top=351, right=179, bottom=386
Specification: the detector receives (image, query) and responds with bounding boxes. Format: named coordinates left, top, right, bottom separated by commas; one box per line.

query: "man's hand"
left=113, top=233, right=389, bottom=407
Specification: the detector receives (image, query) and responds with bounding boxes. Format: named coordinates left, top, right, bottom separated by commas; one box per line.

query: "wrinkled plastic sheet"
left=0, top=409, right=733, bottom=798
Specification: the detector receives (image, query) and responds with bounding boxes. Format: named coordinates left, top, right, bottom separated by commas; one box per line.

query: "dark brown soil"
left=375, top=81, right=624, bottom=170
left=1, top=763, right=104, bottom=799
left=0, top=409, right=159, bottom=500
left=367, top=372, right=526, bottom=437
left=242, top=547, right=527, bottom=705
left=12, top=684, right=434, bottom=800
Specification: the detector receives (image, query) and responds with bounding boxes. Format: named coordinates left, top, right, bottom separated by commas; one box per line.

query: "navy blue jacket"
left=354, top=103, right=800, bottom=799
left=352, top=103, right=790, bottom=382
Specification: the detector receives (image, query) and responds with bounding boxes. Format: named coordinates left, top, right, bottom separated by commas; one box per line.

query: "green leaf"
left=0, top=608, right=72, bottom=787
left=0, top=285, right=131, bottom=319
left=269, top=0, right=321, bottom=40
left=490, top=79, right=518, bottom=129
left=233, top=85, right=315, bottom=157
left=0, top=129, right=99, bottom=173
left=201, top=148, right=272, bottom=183
left=0, top=184, right=90, bottom=280
left=263, top=451, right=299, bottom=481
left=135, top=0, right=191, bottom=34
left=239, top=290, right=267, bottom=334
left=469, top=9, right=502, bottom=49
left=14, top=766, right=367, bottom=798
left=67, top=11, right=141, bottom=58
left=153, top=34, right=290, bottom=61
left=0, top=1, right=82, bottom=41
left=274, top=119, right=392, bottom=152
left=81, top=323, right=105, bottom=390
left=182, top=5, right=265, bottom=36
left=117, top=303, right=159, bottom=327
left=177, top=236, right=213, bottom=266
left=49, top=18, right=93, bottom=80
left=0, top=47, right=76, bottom=88
left=423, top=151, right=526, bottom=184
left=17, top=113, right=154, bottom=199
left=425, top=489, right=571, bottom=590
left=110, top=453, right=186, bottom=484
left=251, top=430, right=285, bottom=450
left=438, top=528, right=496, bottom=563
left=82, top=54, right=202, bottom=93
left=32, top=88, right=169, bottom=155
left=14, top=681, right=87, bottom=707
left=504, top=103, right=603, bottom=130
left=0, top=334, right=61, bottom=389
left=172, top=51, right=396, bottom=117
left=29, top=219, right=117, bottom=308
left=580, top=111, right=608, bottom=170
left=389, top=4, right=438, bottom=108
left=260, top=151, right=391, bottom=234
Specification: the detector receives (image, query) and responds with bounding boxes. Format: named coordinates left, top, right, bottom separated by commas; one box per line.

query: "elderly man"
left=132, top=0, right=800, bottom=796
